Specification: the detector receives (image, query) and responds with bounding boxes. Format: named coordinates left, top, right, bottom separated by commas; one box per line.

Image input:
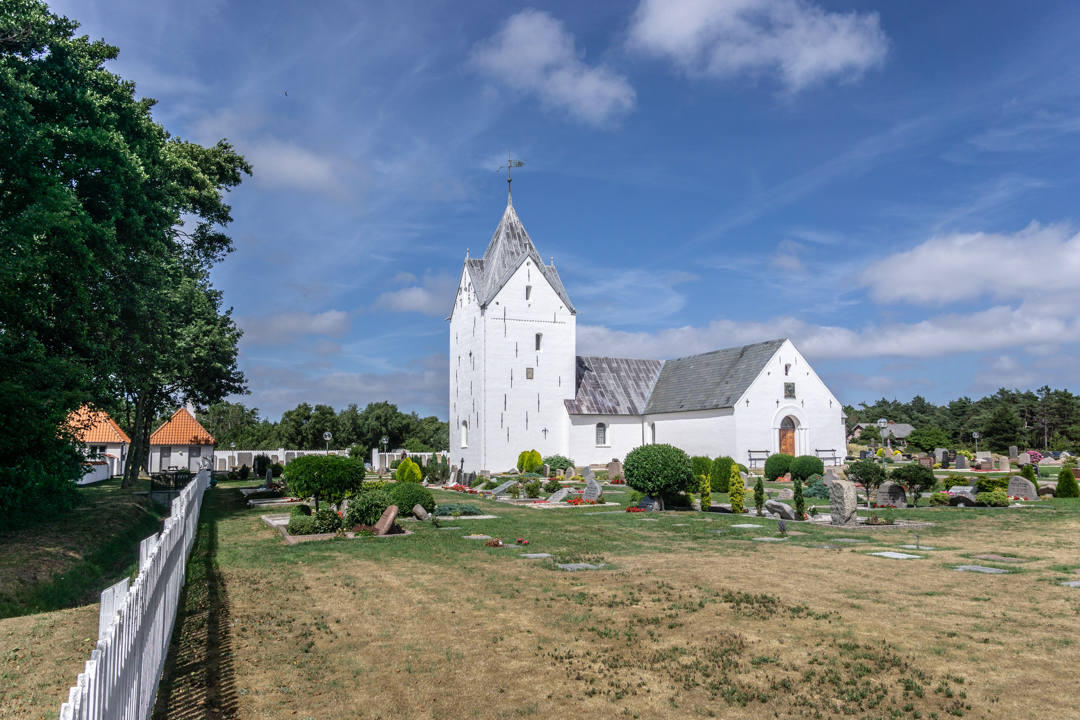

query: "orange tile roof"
left=67, top=406, right=131, bottom=444
left=149, top=407, right=216, bottom=446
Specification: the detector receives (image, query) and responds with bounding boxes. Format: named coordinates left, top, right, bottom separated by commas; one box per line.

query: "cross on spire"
left=498, top=151, right=524, bottom=205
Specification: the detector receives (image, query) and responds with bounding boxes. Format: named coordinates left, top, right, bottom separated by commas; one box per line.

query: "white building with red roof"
left=68, top=406, right=131, bottom=481
left=148, top=407, right=216, bottom=472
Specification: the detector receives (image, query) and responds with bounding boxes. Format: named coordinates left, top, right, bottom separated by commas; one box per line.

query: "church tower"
left=448, top=196, right=578, bottom=473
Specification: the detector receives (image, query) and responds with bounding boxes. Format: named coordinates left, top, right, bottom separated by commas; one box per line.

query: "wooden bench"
left=747, top=450, right=770, bottom=468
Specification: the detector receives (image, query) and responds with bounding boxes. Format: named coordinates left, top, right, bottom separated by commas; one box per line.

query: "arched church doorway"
left=779, top=416, right=796, bottom=455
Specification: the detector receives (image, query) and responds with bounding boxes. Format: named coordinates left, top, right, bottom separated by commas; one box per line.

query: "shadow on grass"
left=152, top=488, right=243, bottom=720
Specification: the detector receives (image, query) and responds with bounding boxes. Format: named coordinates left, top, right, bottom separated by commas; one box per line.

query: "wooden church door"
left=779, top=416, right=796, bottom=455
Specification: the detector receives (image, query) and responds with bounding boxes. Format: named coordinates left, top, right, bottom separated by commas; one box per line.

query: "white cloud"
left=471, top=9, right=635, bottom=126
left=568, top=269, right=696, bottom=325
left=239, top=310, right=351, bottom=346
left=861, top=222, right=1080, bottom=305
left=373, top=273, right=458, bottom=316
left=245, top=139, right=345, bottom=197
left=628, top=0, right=888, bottom=90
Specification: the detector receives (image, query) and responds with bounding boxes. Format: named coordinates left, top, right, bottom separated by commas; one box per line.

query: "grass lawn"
left=0, top=478, right=168, bottom=719
left=140, top=480, right=1080, bottom=720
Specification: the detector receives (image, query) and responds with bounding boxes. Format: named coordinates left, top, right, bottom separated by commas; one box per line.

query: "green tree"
left=888, top=464, right=936, bottom=508
left=395, top=457, right=422, bottom=483
left=517, top=449, right=543, bottom=473
left=623, top=444, right=692, bottom=509
left=981, top=403, right=1022, bottom=453
left=283, top=455, right=365, bottom=511
left=728, top=464, right=745, bottom=515
left=753, top=476, right=765, bottom=516
left=710, top=456, right=733, bottom=493
left=764, top=453, right=793, bottom=481
left=1056, top=466, right=1079, bottom=498
left=357, top=401, right=413, bottom=451
left=846, top=459, right=887, bottom=507
left=700, top=474, right=712, bottom=510
left=905, top=426, right=951, bottom=454
left=793, top=478, right=806, bottom=519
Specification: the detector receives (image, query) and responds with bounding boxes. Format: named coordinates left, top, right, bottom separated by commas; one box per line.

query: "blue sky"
left=55, top=0, right=1080, bottom=419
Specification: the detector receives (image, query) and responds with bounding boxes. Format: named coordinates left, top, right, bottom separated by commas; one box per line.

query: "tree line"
left=197, top=401, right=449, bottom=457
left=1, top=1, right=248, bottom=524
left=846, top=386, right=1080, bottom=453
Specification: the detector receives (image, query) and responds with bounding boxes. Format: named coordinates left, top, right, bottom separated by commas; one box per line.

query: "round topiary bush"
left=388, top=482, right=435, bottom=514
left=1057, top=466, right=1080, bottom=498
left=271, top=462, right=284, bottom=478
left=346, top=490, right=392, bottom=527
left=395, top=457, right=422, bottom=483
left=623, top=444, right=693, bottom=501
left=764, top=454, right=793, bottom=481
left=789, top=455, right=824, bottom=482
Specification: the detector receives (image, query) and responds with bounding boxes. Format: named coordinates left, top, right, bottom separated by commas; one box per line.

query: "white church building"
left=448, top=196, right=846, bottom=474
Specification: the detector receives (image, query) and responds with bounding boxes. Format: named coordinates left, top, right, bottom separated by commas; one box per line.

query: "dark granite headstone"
left=955, top=455, right=969, bottom=470
left=638, top=496, right=660, bottom=512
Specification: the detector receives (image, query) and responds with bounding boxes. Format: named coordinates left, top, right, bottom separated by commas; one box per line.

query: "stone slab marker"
left=777, top=488, right=794, bottom=500
left=764, top=499, right=796, bottom=520
left=829, top=480, right=858, bottom=526
left=548, top=487, right=569, bottom=503
left=608, top=459, right=622, bottom=478
left=875, top=481, right=908, bottom=508
left=412, top=504, right=430, bottom=521
left=1009, top=446, right=1019, bottom=460
left=1017, top=452, right=1031, bottom=466
left=918, top=456, right=934, bottom=469
left=823, top=469, right=839, bottom=487
left=373, top=505, right=399, bottom=536
left=491, top=480, right=516, bottom=496
left=955, top=455, right=969, bottom=470
left=584, top=479, right=603, bottom=502
left=1007, top=476, right=1038, bottom=501
left=583, top=466, right=595, bottom=482
left=542, top=463, right=550, bottom=477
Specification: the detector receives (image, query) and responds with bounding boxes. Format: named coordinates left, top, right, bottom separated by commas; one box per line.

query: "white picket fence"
left=59, top=467, right=211, bottom=720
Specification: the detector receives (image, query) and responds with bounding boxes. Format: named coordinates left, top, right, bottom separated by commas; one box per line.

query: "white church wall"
left=568, top=413, right=644, bottom=466
left=449, top=266, right=486, bottom=473
left=734, top=340, right=846, bottom=466
left=645, top=408, right=737, bottom=459
left=480, top=257, right=576, bottom=473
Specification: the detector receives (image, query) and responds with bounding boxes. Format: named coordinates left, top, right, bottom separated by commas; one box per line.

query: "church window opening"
left=535, top=333, right=542, bottom=351
left=504, top=394, right=507, bottom=411
left=515, top=342, right=518, bottom=358
left=525, top=285, right=532, bottom=301
left=784, top=363, right=791, bottom=376
left=460, top=421, right=468, bottom=448
left=784, top=382, right=796, bottom=398
left=526, top=367, right=534, bottom=380
left=649, top=423, right=656, bottom=444
left=596, top=423, right=607, bottom=446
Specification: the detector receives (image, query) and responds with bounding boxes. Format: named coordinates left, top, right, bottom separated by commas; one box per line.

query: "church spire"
left=498, top=152, right=524, bottom=206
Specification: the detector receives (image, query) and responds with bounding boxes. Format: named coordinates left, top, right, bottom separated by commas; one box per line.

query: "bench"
left=747, top=450, right=770, bottom=468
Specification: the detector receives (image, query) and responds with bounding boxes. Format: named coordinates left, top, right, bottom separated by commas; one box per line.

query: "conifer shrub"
left=254, top=454, right=272, bottom=477
left=691, top=455, right=712, bottom=482
left=700, top=475, right=712, bottom=510
left=976, top=490, right=1009, bottom=507
left=803, top=474, right=829, bottom=499
left=517, top=449, right=543, bottom=473
left=974, top=475, right=1008, bottom=493
left=710, top=456, right=734, bottom=493
left=736, top=463, right=749, bottom=475
left=543, top=479, right=563, bottom=493
left=238, top=464, right=250, bottom=480
left=764, top=453, right=793, bottom=481
left=753, top=476, right=765, bottom=515
left=728, top=464, right=745, bottom=514
left=793, top=478, right=806, bottom=519
left=1020, top=464, right=1037, bottom=483
left=395, top=457, right=422, bottom=483
left=623, top=444, right=693, bottom=499
left=271, top=462, right=284, bottom=478
left=789, top=455, right=824, bottom=481
left=929, top=491, right=950, bottom=506
left=388, top=482, right=435, bottom=514
left=345, top=490, right=392, bottom=527
left=1057, top=466, right=1080, bottom=498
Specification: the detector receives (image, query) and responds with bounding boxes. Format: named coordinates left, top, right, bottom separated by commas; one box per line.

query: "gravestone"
left=918, top=456, right=935, bottom=469
left=949, top=491, right=977, bottom=506
left=448, top=470, right=458, bottom=485
left=859, top=450, right=868, bottom=459
left=934, top=448, right=947, bottom=462
left=875, top=481, right=908, bottom=508
left=583, top=466, right=596, bottom=482
left=584, top=479, right=603, bottom=502
left=1038, top=483, right=1057, bottom=496
left=556, top=468, right=565, bottom=477
left=548, top=487, right=569, bottom=503
left=947, top=450, right=958, bottom=463
left=1009, top=446, right=1019, bottom=460
left=264, top=468, right=274, bottom=488
left=373, top=505, right=398, bottom=536
left=1017, top=452, right=1031, bottom=466
left=412, top=504, right=430, bottom=521
left=823, top=469, right=839, bottom=487
left=975, top=451, right=992, bottom=460
left=940, top=455, right=950, bottom=470
left=638, top=496, right=660, bottom=512
left=777, top=488, right=794, bottom=500
left=339, top=498, right=349, bottom=520
left=948, top=485, right=975, bottom=495
left=764, top=499, right=796, bottom=520
left=507, top=467, right=519, bottom=475
left=608, top=459, right=623, bottom=478
left=491, top=481, right=516, bottom=496
left=542, top=464, right=550, bottom=477
left=467, top=472, right=478, bottom=487
left=955, top=455, right=969, bottom=470
left=1007, top=476, right=1038, bottom=501
left=829, top=480, right=858, bottom=526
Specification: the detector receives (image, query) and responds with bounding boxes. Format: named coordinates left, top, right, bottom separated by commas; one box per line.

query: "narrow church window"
left=784, top=364, right=791, bottom=376
left=525, top=285, right=532, bottom=301
left=535, top=333, right=542, bottom=351
left=537, top=394, right=540, bottom=411
left=504, top=394, right=507, bottom=411
left=526, top=367, right=534, bottom=379
left=510, top=369, right=513, bottom=387
left=649, top=423, right=656, bottom=444
left=596, top=423, right=607, bottom=446
left=501, top=413, right=503, bottom=428
left=515, top=342, right=518, bottom=358
left=526, top=412, right=528, bottom=429
left=507, top=428, right=510, bottom=442
left=461, top=421, right=468, bottom=448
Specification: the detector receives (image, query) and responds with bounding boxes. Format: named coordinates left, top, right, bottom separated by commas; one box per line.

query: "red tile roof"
left=67, top=407, right=131, bottom=444
left=149, top=408, right=215, bottom=446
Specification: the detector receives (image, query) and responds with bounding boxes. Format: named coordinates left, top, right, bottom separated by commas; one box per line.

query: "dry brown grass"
left=147, top=491, right=1080, bottom=720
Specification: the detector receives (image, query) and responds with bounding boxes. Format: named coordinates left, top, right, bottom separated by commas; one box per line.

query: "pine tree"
left=728, top=464, right=745, bottom=514
left=793, top=478, right=806, bottom=520
left=1057, top=466, right=1080, bottom=498
left=754, top=476, right=765, bottom=516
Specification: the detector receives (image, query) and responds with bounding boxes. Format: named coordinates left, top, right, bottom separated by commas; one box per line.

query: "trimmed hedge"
left=388, top=482, right=435, bottom=514
left=710, top=457, right=733, bottom=493
left=433, top=503, right=485, bottom=517
left=286, top=514, right=317, bottom=535
left=624, top=444, right=693, bottom=499
left=764, top=454, right=793, bottom=481
left=789, top=455, right=824, bottom=482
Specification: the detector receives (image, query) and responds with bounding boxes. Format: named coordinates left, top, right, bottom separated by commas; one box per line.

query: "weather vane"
left=497, top=151, right=524, bottom=204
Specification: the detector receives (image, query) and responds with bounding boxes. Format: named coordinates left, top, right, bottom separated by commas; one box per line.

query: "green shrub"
left=389, top=459, right=402, bottom=470
left=312, top=508, right=342, bottom=533
left=286, top=514, right=317, bottom=535
left=433, top=503, right=484, bottom=517
left=1020, top=464, right=1037, bottom=483
left=710, top=457, right=734, bottom=493
left=753, top=476, right=765, bottom=515
left=284, top=455, right=366, bottom=511
left=974, top=475, right=1008, bottom=493
left=290, top=503, right=313, bottom=517
left=270, top=462, right=284, bottom=478
left=789, top=455, right=824, bottom=482
left=846, top=459, right=886, bottom=504
left=700, top=475, right=712, bottom=510
left=521, top=471, right=542, bottom=478
left=1057, top=466, right=1080, bottom=498
left=345, top=490, right=392, bottom=527
left=481, top=479, right=497, bottom=490
left=395, top=457, right=422, bottom=483
left=929, top=492, right=950, bottom=506
left=793, top=478, right=806, bottom=519
left=628, top=489, right=644, bottom=506
left=691, top=455, right=712, bottom=479
left=624, top=444, right=693, bottom=499
left=523, top=479, right=542, bottom=498
left=254, top=454, right=272, bottom=477
left=888, top=464, right=936, bottom=507
left=803, top=474, right=829, bottom=499
left=388, top=482, right=435, bottom=514
left=543, top=479, right=563, bottom=493
left=543, top=454, right=575, bottom=472
left=728, top=464, right=745, bottom=514
left=764, top=454, right=793, bottom=482
left=736, top=463, right=748, bottom=475
left=238, top=464, right=250, bottom=480
left=976, top=490, right=1009, bottom=507
left=517, top=449, right=543, bottom=473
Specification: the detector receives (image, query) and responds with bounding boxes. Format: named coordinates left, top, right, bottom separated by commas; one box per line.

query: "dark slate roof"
left=564, top=356, right=664, bottom=415
left=641, top=339, right=787, bottom=415
left=462, top=202, right=577, bottom=314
